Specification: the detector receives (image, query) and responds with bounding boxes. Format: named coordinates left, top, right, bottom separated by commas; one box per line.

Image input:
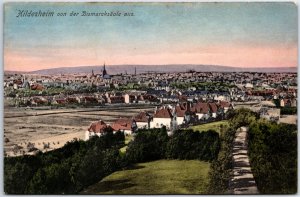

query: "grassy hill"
left=188, top=120, right=229, bottom=133
left=81, top=159, right=210, bottom=194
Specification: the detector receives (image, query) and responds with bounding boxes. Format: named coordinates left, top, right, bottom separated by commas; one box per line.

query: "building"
left=192, top=102, right=210, bottom=120
left=133, top=111, right=151, bottom=129
left=85, top=120, right=110, bottom=140
left=150, top=106, right=174, bottom=129
left=102, top=62, right=111, bottom=79
left=111, top=118, right=137, bottom=135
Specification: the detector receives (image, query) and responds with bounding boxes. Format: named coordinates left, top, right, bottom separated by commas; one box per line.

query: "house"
left=83, top=96, right=98, bottom=104
left=209, top=102, right=220, bottom=118
left=85, top=120, right=110, bottom=140
left=175, top=104, right=186, bottom=125
left=280, top=98, right=296, bottom=107
left=124, top=94, right=136, bottom=104
left=30, top=97, right=48, bottom=106
left=192, top=102, right=210, bottom=120
left=52, top=98, right=67, bottom=105
left=107, top=96, right=125, bottom=104
left=150, top=106, right=174, bottom=129
left=133, top=111, right=150, bottom=129
left=111, top=118, right=137, bottom=135
left=218, top=101, right=233, bottom=113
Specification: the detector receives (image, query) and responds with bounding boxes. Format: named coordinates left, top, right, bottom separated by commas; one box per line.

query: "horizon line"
left=4, top=64, right=298, bottom=73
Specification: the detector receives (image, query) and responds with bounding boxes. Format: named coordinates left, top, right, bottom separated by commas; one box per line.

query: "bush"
left=165, top=129, right=220, bottom=161
left=248, top=120, right=297, bottom=194
left=4, top=130, right=125, bottom=194
left=125, top=127, right=168, bottom=163
left=280, top=107, right=297, bottom=115
left=126, top=127, right=220, bottom=163
left=207, top=127, right=235, bottom=194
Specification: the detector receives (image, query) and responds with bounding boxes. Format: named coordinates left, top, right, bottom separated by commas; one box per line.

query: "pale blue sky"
left=4, top=2, right=298, bottom=71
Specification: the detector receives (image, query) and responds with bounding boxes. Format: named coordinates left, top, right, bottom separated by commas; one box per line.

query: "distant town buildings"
left=4, top=65, right=297, bottom=140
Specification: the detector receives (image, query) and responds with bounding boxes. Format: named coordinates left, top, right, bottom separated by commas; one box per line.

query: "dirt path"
left=230, top=127, right=259, bottom=194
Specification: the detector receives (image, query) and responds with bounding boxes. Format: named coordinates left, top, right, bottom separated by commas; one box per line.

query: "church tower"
left=103, top=62, right=107, bottom=76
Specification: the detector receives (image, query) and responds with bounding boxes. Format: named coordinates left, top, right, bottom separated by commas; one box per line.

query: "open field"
left=188, top=120, right=229, bottom=133
left=4, top=103, right=154, bottom=156
left=279, top=115, right=297, bottom=125
left=81, top=159, right=210, bottom=194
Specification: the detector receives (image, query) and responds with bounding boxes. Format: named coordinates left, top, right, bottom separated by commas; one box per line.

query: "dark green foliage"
left=248, top=120, right=297, bottom=194
left=208, top=108, right=258, bottom=194
left=165, top=129, right=220, bottom=161
left=228, top=108, right=259, bottom=128
left=280, top=107, right=297, bottom=115
left=4, top=129, right=125, bottom=194
left=273, top=99, right=280, bottom=107
left=125, top=127, right=169, bottom=163
left=26, top=161, right=73, bottom=194
left=69, top=148, right=121, bottom=193
left=125, top=127, right=220, bottom=163
left=4, top=155, right=41, bottom=194
left=5, top=125, right=222, bottom=194
left=207, top=127, right=236, bottom=194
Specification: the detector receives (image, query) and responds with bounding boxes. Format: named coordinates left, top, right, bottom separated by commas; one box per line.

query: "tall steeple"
left=103, top=62, right=107, bottom=76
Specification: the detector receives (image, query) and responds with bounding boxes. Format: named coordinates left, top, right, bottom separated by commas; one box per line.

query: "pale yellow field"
left=4, top=105, right=154, bottom=156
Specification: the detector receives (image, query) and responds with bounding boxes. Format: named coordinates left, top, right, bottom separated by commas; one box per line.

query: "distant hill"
left=6, top=64, right=297, bottom=75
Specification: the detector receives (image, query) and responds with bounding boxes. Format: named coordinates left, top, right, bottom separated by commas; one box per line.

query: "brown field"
left=279, top=115, right=297, bottom=125
left=4, top=104, right=155, bottom=156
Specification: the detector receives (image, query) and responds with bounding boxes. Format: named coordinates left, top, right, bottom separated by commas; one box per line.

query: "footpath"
left=230, top=126, right=259, bottom=194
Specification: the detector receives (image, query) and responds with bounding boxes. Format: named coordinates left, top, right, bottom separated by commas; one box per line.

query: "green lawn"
left=81, top=160, right=211, bottom=194
left=120, top=135, right=134, bottom=154
left=188, top=120, right=229, bottom=134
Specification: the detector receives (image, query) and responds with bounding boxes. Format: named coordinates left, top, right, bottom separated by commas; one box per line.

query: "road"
left=230, top=126, right=259, bottom=194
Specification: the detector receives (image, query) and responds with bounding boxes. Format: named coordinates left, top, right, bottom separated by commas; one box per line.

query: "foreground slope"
left=81, top=159, right=210, bottom=194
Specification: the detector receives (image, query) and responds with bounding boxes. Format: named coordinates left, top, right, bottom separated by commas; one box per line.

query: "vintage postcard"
left=3, top=2, right=297, bottom=195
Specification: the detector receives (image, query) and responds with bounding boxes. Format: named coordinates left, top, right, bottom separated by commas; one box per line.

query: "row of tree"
left=5, top=126, right=221, bottom=194
left=4, top=131, right=125, bottom=194
left=125, top=127, right=220, bottom=163
left=207, top=108, right=259, bottom=194
left=248, top=120, right=297, bottom=194
left=208, top=108, right=297, bottom=194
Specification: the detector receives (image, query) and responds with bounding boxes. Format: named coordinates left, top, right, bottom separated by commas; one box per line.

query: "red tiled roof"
left=209, top=103, right=218, bottom=113
left=154, top=107, right=173, bottom=118
left=31, top=84, right=44, bottom=91
left=13, top=79, right=23, bottom=85
left=134, top=112, right=149, bottom=122
left=111, top=118, right=133, bottom=131
left=109, top=96, right=125, bottom=103
left=219, top=101, right=231, bottom=108
left=88, top=120, right=108, bottom=133
left=175, top=105, right=186, bottom=117
left=193, top=102, right=210, bottom=114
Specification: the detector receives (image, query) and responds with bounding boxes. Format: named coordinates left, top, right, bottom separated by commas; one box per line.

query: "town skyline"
left=4, top=2, right=298, bottom=71
left=4, top=63, right=297, bottom=75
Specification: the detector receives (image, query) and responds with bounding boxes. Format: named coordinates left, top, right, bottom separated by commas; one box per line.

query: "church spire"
left=103, top=62, right=107, bottom=76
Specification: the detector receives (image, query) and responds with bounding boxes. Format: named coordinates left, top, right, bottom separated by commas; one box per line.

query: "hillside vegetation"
left=248, top=120, right=297, bottom=194
left=81, top=160, right=210, bottom=194
left=188, top=120, right=229, bottom=134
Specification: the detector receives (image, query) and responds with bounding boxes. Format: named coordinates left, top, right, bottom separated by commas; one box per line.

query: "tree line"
left=208, top=108, right=297, bottom=194
left=5, top=126, right=221, bottom=194
left=5, top=130, right=125, bottom=194
left=125, top=127, right=220, bottom=163
left=7, top=107, right=295, bottom=194
left=207, top=108, right=258, bottom=194
left=248, top=120, right=297, bottom=194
